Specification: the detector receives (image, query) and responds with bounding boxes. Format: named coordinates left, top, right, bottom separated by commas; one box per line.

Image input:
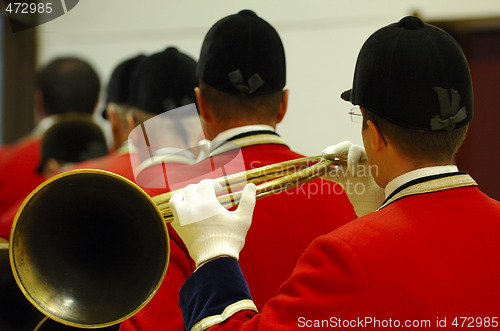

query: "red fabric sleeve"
left=179, top=234, right=369, bottom=331
left=119, top=224, right=194, bottom=331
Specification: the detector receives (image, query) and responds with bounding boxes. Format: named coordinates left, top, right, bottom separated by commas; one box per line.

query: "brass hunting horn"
left=9, top=155, right=342, bottom=328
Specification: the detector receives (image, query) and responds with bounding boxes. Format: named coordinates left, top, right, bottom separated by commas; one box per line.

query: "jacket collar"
left=380, top=170, right=477, bottom=209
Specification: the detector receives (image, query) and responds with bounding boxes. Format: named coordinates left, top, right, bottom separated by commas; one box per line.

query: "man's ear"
left=106, top=105, right=129, bottom=150
left=106, top=106, right=119, bottom=133
left=366, top=120, right=386, bottom=152
left=126, top=110, right=138, bottom=134
left=195, top=87, right=212, bottom=123
left=276, top=89, right=289, bottom=124
left=34, top=91, right=46, bottom=118
left=43, top=158, right=62, bottom=177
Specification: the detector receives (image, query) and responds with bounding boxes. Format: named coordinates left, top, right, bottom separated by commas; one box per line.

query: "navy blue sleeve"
left=179, top=257, right=257, bottom=330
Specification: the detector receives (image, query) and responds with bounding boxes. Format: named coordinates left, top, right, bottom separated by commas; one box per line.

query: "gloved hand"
left=169, top=179, right=257, bottom=268
left=321, top=141, right=385, bottom=217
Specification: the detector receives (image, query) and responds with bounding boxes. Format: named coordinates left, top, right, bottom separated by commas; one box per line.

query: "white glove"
left=169, top=179, right=257, bottom=267
left=321, top=141, right=385, bottom=217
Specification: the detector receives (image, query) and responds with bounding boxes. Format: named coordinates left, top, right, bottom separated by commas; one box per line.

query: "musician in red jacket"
left=71, top=49, right=200, bottom=331
left=0, top=57, right=100, bottom=220
left=70, top=48, right=200, bottom=184
left=66, top=54, right=146, bottom=182
left=170, top=16, right=500, bottom=330
left=119, top=11, right=357, bottom=331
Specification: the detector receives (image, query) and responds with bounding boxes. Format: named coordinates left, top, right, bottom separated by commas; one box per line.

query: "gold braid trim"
left=191, top=299, right=258, bottom=331
left=379, top=174, right=477, bottom=210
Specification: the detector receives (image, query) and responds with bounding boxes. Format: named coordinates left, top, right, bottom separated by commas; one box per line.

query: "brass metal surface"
left=9, top=155, right=352, bottom=328
left=9, top=170, right=169, bottom=329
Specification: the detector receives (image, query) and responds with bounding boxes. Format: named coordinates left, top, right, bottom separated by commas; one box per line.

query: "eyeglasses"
left=348, top=107, right=363, bottom=123
left=349, top=106, right=388, bottom=146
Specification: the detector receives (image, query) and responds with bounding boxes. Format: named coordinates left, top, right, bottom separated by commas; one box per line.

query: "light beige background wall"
left=37, top=0, right=500, bottom=155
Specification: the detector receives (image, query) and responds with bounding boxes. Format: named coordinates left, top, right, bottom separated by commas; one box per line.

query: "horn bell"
left=9, top=169, right=169, bottom=328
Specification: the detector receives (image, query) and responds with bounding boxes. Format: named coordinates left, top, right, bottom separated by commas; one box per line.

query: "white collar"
left=211, top=125, right=275, bottom=145
left=196, top=125, right=282, bottom=162
left=385, top=165, right=459, bottom=199
left=209, top=125, right=275, bottom=152
left=33, top=116, right=58, bottom=135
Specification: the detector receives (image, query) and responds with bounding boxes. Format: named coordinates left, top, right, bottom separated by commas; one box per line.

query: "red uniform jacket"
left=120, top=136, right=356, bottom=331
left=179, top=172, right=500, bottom=330
left=0, top=146, right=13, bottom=166
left=68, top=148, right=135, bottom=182
left=0, top=147, right=136, bottom=240
left=0, top=136, right=45, bottom=222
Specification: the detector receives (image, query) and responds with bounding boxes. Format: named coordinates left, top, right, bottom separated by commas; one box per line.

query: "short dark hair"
left=362, top=108, right=468, bottom=163
left=36, top=57, right=100, bottom=115
left=199, top=80, right=283, bottom=124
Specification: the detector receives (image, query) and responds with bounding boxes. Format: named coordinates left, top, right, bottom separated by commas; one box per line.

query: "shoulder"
left=240, top=144, right=303, bottom=167
left=2, top=136, right=41, bottom=161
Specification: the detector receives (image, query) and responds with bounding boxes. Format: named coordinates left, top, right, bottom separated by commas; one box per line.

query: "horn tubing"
left=155, top=155, right=360, bottom=220
left=9, top=155, right=356, bottom=328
